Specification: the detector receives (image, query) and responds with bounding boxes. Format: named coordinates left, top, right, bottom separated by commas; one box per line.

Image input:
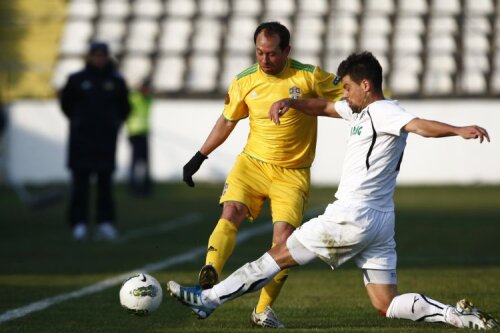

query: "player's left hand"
left=183, top=151, right=208, bottom=187
left=458, top=125, right=490, bottom=143
left=269, top=99, right=292, bottom=125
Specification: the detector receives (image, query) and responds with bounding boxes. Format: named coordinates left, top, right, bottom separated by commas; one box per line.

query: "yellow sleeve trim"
left=222, top=113, right=248, bottom=122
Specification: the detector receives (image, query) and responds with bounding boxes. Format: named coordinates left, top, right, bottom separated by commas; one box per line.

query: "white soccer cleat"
left=95, top=222, right=118, bottom=241
left=250, top=306, right=285, bottom=329
left=445, top=299, right=500, bottom=330
left=72, top=223, right=88, bottom=241
left=167, top=281, right=215, bottom=319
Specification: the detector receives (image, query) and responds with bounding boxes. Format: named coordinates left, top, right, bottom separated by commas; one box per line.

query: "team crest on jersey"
left=333, top=76, right=341, bottom=85
left=289, top=86, right=301, bottom=99
left=351, top=125, right=363, bottom=136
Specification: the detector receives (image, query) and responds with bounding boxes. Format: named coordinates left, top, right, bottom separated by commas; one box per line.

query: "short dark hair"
left=88, top=41, right=109, bottom=55
left=337, top=52, right=383, bottom=93
left=253, top=21, right=290, bottom=51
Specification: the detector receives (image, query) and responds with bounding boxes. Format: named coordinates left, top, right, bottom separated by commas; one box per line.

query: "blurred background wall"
left=1, top=0, right=499, bottom=185
left=5, top=99, right=499, bottom=185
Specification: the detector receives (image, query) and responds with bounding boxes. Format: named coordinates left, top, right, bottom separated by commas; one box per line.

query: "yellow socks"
left=206, top=220, right=289, bottom=314
left=255, top=241, right=289, bottom=313
left=205, top=218, right=238, bottom=274
left=255, top=268, right=289, bottom=313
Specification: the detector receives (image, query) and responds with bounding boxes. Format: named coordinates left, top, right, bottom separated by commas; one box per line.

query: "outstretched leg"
left=365, top=275, right=499, bottom=330
left=168, top=239, right=311, bottom=319
left=387, top=293, right=499, bottom=329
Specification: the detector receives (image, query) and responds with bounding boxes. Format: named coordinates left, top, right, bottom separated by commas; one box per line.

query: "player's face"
left=255, top=32, right=290, bottom=75
left=342, top=75, right=367, bottom=113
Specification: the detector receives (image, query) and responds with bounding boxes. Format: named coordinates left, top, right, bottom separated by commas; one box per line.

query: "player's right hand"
left=457, top=125, right=490, bottom=143
left=269, top=98, right=292, bottom=125
left=183, top=151, right=208, bottom=187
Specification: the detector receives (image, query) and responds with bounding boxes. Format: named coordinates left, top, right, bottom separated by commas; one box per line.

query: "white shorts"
left=291, top=201, right=397, bottom=270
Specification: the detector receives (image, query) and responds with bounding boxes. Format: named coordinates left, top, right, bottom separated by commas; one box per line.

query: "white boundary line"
left=0, top=247, right=207, bottom=324
left=0, top=207, right=323, bottom=324
left=115, top=213, right=202, bottom=243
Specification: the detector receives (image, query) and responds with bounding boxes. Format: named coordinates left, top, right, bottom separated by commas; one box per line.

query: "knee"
left=272, top=223, right=296, bottom=245
left=221, top=202, right=247, bottom=226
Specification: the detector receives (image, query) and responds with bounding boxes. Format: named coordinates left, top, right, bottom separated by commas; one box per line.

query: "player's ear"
left=361, top=79, right=371, bottom=93
left=283, top=45, right=291, bottom=57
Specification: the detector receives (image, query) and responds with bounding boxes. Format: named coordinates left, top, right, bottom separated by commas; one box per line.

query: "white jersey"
left=334, top=99, right=417, bottom=211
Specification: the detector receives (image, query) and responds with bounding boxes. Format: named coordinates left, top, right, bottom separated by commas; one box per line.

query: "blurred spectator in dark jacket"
left=59, top=42, right=130, bottom=241
left=126, top=78, right=153, bottom=196
left=0, top=101, right=6, bottom=135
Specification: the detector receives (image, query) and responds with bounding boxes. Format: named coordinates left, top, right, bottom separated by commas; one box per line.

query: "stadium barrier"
left=4, top=99, right=500, bottom=185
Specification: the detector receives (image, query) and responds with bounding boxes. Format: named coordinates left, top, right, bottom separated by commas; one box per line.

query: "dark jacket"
left=60, top=62, right=130, bottom=172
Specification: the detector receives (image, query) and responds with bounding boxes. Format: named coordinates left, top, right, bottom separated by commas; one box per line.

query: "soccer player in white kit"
left=167, top=52, right=498, bottom=330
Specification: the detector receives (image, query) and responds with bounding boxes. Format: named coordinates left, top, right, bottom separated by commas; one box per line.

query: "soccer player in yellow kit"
left=182, top=21, right=343, bottom=328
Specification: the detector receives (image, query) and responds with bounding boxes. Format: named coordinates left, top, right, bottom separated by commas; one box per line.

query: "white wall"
left=4, top=99, right=500, bottom=185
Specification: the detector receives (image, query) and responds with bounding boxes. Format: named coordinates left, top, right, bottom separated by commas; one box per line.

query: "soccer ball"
left=119, top=273, right=163, bottom=316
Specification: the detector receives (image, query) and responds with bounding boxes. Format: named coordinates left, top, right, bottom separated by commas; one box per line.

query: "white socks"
left=387, top=293, right=451, bottom=323
left=202, top=252, right=281, bottom=307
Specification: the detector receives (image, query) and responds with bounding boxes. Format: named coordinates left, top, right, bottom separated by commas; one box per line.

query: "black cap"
left=88, top=42, right=109, bottom=55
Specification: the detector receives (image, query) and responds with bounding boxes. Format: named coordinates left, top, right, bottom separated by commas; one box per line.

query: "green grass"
left=0, top=183, right=499, bottom=332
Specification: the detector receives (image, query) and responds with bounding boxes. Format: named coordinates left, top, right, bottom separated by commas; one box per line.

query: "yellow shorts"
left=219, top=153, right=310, bottom=228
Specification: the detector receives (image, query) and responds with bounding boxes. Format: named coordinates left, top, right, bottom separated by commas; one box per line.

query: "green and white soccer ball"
left=119, top=273, right=163, bottom=316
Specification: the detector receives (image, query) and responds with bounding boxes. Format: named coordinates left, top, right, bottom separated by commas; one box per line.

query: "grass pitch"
left=0, top=183, right=499, bottom=332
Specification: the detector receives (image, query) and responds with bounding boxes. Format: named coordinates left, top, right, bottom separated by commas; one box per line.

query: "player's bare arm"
left=269, top=98, right=340, bottom=125
left=183, top=115, right=238, bottom=187
left=199, top=115, right=238, bottom=155
left=404, top=118, right=490, bottom=143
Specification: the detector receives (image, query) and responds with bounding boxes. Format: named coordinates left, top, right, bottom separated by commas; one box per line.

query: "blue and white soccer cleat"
left=446, top=299, right=500, bottom=330
left=167, top=281, right=215, bottom=319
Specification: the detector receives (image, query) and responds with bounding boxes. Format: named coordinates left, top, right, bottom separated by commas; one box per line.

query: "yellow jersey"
left=223, top=58, right=343, bottom=168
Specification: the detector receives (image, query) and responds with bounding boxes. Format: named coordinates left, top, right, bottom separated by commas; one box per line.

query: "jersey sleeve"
left=313, top=67, right=344, bottom=102
left=222, top=78, right=249, bottom=121
left=371, top=102, right=417, bottom=136
left=334, top=100, right=353, bottom=122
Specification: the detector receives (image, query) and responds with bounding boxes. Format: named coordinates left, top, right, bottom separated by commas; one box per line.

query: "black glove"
left=183, top=151, right=208, bottom=187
